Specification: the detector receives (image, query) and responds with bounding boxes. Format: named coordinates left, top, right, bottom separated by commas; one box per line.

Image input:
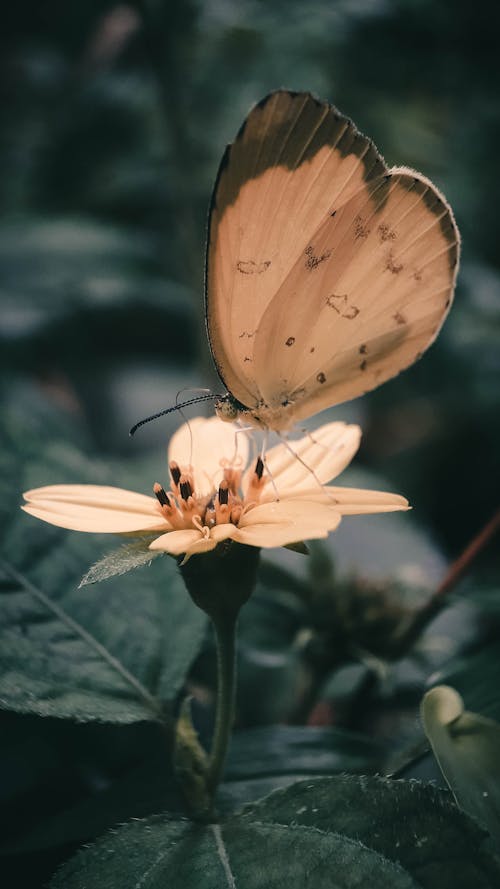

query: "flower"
left=22, top=417, right=408, bottom=562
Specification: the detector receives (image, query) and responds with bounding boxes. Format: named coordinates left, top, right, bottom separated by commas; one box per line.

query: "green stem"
left=206, top=612, right=238, bottom=796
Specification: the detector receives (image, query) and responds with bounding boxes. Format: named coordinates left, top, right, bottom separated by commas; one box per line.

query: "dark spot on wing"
left=244, top=356, right=252, bottom=362
left=331, top=209, right=337, bottom=218
left=378, top=222, right=396, bottom=242
left=305, top=245, right=332, bottom=270
left=285, top=336, right=295, bottom=346
left=326, top=293, right=360, bottom=319
left=310, top=346, right=315, bottom=353
left=393, top=311, right=406, bottom=325
left=239, top=330, right=256, bottom=339
left=316, top=372, right=326, bottom=384
left=237, top=260, right=271, bottom=275
left=354, top=215, right=370, bottom=240
left=359, top=344, right=367, bottom=354
left=360, top=359, right=367, bottom=371
left=386, top=251, right=403, bottom=274
left=413, top=269, right=423, bottom=282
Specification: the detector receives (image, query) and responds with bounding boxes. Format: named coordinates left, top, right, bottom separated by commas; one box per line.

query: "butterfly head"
left=215, top=394, right=243, bottom=424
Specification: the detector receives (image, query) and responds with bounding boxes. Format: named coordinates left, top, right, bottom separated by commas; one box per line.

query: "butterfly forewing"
left=206, top=91, right=387, bottom=409
left=206, top=91, right=459, bottom=430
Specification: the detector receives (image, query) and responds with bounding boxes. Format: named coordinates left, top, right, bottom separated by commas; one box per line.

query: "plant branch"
left=393, top=507, right=500, bottom=653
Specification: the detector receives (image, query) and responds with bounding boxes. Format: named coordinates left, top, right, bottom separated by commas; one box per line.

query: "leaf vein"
left=211, top=823, right=237, bottom=889
left=0, top=559, right=166, bottom=723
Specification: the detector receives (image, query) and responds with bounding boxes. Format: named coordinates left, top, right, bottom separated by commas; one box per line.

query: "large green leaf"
left=49, top=773, right=500, bottom=888
left=0, top=411, right=208, bottom=724
left=51, top=815, right=417, bottom=889
left=240, top=775, right=500, bottom=889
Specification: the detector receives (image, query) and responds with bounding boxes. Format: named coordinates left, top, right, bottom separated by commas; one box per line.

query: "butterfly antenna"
left=129, top=394, right=222, bottom=436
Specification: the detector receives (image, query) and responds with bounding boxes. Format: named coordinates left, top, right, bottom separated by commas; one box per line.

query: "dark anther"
left=153, top=483, right=169, bottom=506
left=180, top=479, right=192, bottom=501
left=169, top=462, right=181, bottom=486
left=255, top=456, right=264, bottom=480
left=218, top=482, right=229, bottom=505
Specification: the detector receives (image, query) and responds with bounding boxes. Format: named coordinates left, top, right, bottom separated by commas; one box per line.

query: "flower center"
left=153, top=456, right=265, bottom=533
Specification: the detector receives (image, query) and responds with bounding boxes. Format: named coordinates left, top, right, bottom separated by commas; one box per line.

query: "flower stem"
left=206, top=611, right=238, bottom=796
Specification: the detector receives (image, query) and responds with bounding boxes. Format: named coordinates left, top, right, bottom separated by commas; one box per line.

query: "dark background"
left=1, top=1, right=499, bottom=885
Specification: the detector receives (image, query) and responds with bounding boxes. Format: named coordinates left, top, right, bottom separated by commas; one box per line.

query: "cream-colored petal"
left=325, top=486, right=409, bottom=514
left=149, top=528, right=202, bottom=554
left=270, top=486, right=410, bottom=513
left=239, top=498, right=341, bottom=529
left=233, top=501, right=342, bottom=549
left=22, top=485, right=168, bottom=533
left=168, top=416, right=249, bottom=496
left=243, top=423, right=361, bottom=500
left=209, top=523, right=238, bottom=543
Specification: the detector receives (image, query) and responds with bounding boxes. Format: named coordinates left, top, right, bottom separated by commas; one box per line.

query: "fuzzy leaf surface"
left=51, top=815, right=417, bottom=889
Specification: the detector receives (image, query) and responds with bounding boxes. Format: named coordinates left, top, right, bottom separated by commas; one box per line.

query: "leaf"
left=219, top=724, right=384, bottom=815
left=0, top=410, right=208, bottom=724
left=1, top=740, right=182, bottom=855
left=51, top=814, right=417, bottom=889
left=239, top=775, right=500, bottom=889
left=79, top=539, right=162, bottom=586
left=428, top=642, right=500, bottom=720
left=421, top=685, right=500, bottom=847
left=225, top=725, right=383, bottom=781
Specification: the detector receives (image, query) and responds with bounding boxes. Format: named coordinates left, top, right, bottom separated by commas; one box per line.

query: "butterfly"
left=206, top=90, right=460, bottom=432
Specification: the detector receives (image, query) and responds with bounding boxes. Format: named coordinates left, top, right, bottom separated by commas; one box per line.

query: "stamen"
left=245, top=456, right=266, bottom=504
left=230, top=504, right=242, bottom=525
left=170, top=461, right=181, bottom=487
left=218, top=480, right=229, bottom=505
left=179, top=476, right=192, bottom=501
left=215, top=481, right=230, bottom=524
left=223, top=467, right=241, bottom=495
left=153, top=483, right=169, bottom=506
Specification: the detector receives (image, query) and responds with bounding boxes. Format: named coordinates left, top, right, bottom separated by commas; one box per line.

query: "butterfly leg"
left=228, top=424, right=255, bottom=465
left=278, top=432, right=338, bottom=504
left=259, top=430, right=282, bottom=501
left=295, top=425, right=332, bottom=454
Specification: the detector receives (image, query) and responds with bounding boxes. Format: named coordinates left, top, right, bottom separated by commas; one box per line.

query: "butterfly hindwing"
left=251, top=167, right=459, bottom=424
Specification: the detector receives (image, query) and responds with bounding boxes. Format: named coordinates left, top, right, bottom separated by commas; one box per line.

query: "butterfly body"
left=215, top=392, right=302, bottom=431
left=206, top=91, right=460, bottom=432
